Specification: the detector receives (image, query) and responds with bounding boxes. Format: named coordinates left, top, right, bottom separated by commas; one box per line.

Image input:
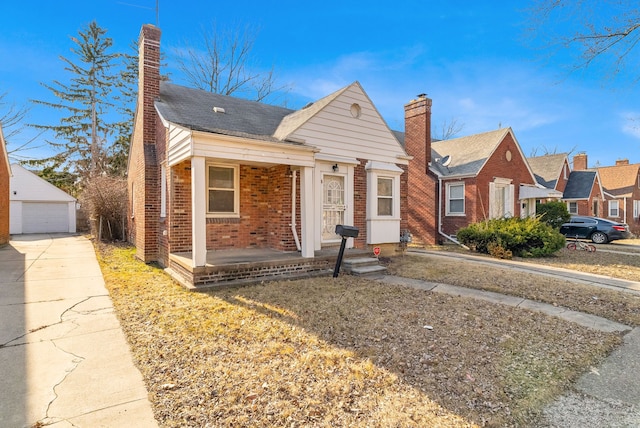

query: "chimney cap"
left=417, top=93, right=427, bottom=98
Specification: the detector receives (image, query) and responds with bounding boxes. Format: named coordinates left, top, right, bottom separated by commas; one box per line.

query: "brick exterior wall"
left=353, top=159, right=367, bottom=248
left=404, top=95, right=439, bottom=245
left=441, top=132, right=537, bottom=237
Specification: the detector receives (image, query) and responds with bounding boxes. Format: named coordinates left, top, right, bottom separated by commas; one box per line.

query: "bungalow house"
left=598, top=159, right=640, bottom=234
left=562, top=153, right=605, bottom=217
left=527, top=153, right=571, bottom=196
left=0, top=124, right=10, bottom=245
left=529, top=152, right=606, bottom=217
left=400, top=106, right=553, bottom=244
left=128, top=25, right=411, bottom=288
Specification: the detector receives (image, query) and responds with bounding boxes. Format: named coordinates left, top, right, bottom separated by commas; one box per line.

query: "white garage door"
left=22, top=202, right=69, bottom=233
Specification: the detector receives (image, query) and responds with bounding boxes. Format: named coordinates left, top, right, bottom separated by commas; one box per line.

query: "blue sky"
left=1, top=0, right=639, bottom=167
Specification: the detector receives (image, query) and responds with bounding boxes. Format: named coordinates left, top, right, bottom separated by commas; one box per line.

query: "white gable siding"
left=9, top=164, right=76, bottom=202
left=289, top=86, right=407, bottom=164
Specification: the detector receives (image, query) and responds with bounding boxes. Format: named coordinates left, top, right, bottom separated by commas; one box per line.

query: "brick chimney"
left=405, top=94, right=438, bottom=245
left=573, top=153, right=588, bottom=171
left=616, top=159, right=629, bottom=166
left=404, top=94, right=432, bottom=170
left=128, top=24, right=162, bottom=263
left=139, top=24, right=161, bottom=147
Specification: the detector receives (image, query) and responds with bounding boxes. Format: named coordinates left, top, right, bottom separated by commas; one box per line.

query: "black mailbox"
left=335, top=224, right=359, bottom=238
left=333, top=225, right=359, bottom=278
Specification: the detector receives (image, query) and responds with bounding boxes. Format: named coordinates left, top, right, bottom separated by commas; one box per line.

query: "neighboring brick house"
left=598, top=159, right=640, bottom=234
left=401, top=101, right=550, bottom=244
left=128, top=25, right=410, bottom=287
left=562, top=153, right=605, bottom=217
left=0, top=124, right=11, bottom=245
left=527, top=153, right=571, bottom=196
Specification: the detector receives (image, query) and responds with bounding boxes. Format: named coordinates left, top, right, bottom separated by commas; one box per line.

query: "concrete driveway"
left=0, top=234, right=157, bottom=427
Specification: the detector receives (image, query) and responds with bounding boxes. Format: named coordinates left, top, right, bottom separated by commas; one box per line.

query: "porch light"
left=332, top=164, right=339, bottom=172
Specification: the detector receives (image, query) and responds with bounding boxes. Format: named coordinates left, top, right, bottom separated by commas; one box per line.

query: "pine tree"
left=109, top=41, right=138, bottom=177
left=31, top=21, right=120, bottom=181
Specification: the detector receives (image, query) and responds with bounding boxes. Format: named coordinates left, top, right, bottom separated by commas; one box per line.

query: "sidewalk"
left=0, top=234, right=157, bottom=427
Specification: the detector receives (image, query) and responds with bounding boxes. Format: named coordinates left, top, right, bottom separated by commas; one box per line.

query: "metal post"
left=333, top=236, right=348, bottom=278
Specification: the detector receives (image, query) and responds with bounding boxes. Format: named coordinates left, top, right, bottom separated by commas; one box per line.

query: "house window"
left=568, top=201, right=578, bottom=214
left=207, top=164, right=239, bottom=216
left=634, top=200, right=640, bottom=219
left=563, top=164, right=568, bottom=180
left=377, top=177, right=393, bottom=216
left=446, top=182, right=465, bottom=215
left=609, top=200, right=619, bottom=217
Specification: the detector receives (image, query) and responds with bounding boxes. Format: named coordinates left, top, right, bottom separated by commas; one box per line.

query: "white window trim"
left=446, top=182, right=465, bottom=216
left=609, top=200, right=619, bottom=218
left=567, top=201, right=578, bottom=214
left=206, top=163, right=240, bottom=218
left=633, top=200, right=640, bottom=218
left=376, top=176, right=394, bottom=217
left=365, top=161, right=402, bottom=221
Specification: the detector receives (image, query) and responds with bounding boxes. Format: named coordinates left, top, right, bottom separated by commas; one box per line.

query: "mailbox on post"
left=333, top=224, right=359, bottom=278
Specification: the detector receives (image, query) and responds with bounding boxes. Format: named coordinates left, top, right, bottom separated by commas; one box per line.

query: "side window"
left=609, top=200, right=619, bottom=217
left=207, top=164, right=239, bottom=216
left=377, top=177, right=393, bottom=216
left=567, top=202, right=578, bottom=214
left=446, top=182, right=465, bottom=215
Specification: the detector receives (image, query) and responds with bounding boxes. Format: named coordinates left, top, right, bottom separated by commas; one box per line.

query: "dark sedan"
left=559, top=216, right=632, bottom=244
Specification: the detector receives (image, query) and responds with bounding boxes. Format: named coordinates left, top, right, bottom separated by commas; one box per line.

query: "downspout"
left=438, top=176, right=466, bottom=247
left=291, top=169, right=301, bottom=251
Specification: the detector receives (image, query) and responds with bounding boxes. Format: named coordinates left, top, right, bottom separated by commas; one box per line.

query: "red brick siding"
left=353, top=159, right=367, bottom=248
left=441, top=133, right=537, bottom=237
left=168, top=160, right=192, bottom=255
left=404, top=96, right=439, bottom=245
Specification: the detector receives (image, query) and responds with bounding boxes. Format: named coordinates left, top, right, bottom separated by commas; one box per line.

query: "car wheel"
left=591, top=231, right=608, bottom=244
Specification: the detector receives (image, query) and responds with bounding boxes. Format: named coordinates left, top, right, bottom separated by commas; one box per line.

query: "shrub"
left=79, top=175, right=127, bottom=241
left=457, top=217, right=565, bottom=258
left=536, top=201, right=571, bottom=229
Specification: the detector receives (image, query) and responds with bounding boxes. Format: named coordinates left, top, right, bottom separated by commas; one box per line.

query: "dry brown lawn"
left=388, top=248, right=640, bottom=327
left=97, top=244, right=626, bottom=427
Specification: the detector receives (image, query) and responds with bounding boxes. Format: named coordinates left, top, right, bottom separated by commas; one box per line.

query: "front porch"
left=167, top=247, right=371, bottom=290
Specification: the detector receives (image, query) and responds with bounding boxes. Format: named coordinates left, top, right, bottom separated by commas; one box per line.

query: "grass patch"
left=97, top=243, right=622, bottom=427
left=390, top=249, right=640, bottom=327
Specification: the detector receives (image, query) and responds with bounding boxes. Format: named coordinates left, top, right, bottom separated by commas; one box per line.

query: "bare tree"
left=0, top=92, right=46, bottom=161
left=529, top=145, right=577, bottom=157
left=527, top=0, right=640, bottom=80
left=432, top=118, right=465, bottom=140
left=174, top=22, right=289, bottom=103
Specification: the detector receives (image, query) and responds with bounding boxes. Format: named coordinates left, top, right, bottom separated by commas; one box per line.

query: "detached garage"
left=9, top=164, right=76, bottom=234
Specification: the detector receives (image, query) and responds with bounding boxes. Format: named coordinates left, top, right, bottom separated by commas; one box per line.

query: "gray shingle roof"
left=155, top=82, right=298, bottom=144
left=527, top=153, right=568, bottom=189
left=431, top=128, right=510, bottom=177
left=563, top=171, right=597, bottom=199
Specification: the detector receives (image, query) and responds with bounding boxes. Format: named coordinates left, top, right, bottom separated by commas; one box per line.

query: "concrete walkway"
left=0, top=234, right=157, bottom=427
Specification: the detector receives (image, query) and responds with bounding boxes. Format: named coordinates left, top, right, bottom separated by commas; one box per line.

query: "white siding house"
left=9, top=164, right=76, bottom=234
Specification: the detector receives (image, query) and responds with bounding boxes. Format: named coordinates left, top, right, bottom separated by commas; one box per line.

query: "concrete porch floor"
left=171, top=246, right=371, bottom=267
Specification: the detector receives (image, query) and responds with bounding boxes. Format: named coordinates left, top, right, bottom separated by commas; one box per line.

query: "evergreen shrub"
left=457, top=217, right=565, bottom=258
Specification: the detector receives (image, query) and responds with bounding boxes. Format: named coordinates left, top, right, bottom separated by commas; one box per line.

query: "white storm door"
left=322, top=174, right=345, bottom=242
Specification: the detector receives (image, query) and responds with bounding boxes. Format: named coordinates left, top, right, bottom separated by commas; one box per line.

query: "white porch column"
left=191, top=156, right=207, bottom=267
left=300, top=166, right=315, bottom=258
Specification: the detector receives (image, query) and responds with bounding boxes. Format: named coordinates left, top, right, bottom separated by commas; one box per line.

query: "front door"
left=322, top=174, right=345, bottom=242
